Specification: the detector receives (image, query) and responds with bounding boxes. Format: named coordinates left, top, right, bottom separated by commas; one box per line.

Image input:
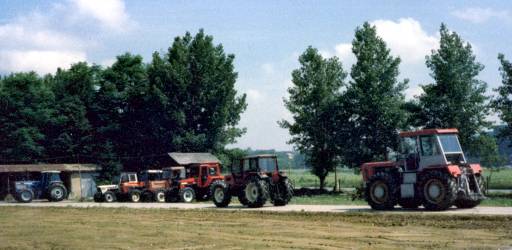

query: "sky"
left=0, top=0, right=511, bottom=151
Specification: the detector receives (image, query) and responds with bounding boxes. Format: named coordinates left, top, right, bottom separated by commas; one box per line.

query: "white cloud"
left=71, top=0, right=132, bottom=31
left=452, top=7, right=511, bottom=23
left=246, top=89, right=263, bottom=101
left=0, top=50, right=86, bottom=74
left=334, top=43, right=355, bottom=66
left=0, top=23, right=84, bottom=51
left=323, top=18, right=437, bottom=67
left=371, top=18, right=438, bottom=64
left=0, top=19, right=87, bottom=74
left=0, top=0, right=135, bottom=75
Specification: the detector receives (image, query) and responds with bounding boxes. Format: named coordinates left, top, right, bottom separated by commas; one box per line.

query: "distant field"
left=289, top=167, right=512, bottom=190
left=1, top=207, right=511, bottom=249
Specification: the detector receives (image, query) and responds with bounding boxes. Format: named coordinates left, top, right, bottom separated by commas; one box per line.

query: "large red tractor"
left=362, top=128, right=485, bottom=211
left=211, top=154, right=293, bottom=208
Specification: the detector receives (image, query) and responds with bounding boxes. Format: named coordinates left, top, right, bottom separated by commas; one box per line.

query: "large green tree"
left=146, top=30, right=247, bottom=154
left=417, top=24, right=489, bottom=150
left=281, top=47, right=347, bottom=189
left=493, top=54, right=512, bottom=145
left=0, top=73, right=54, bottom=162
left=343, top=22, right=409, bottom=167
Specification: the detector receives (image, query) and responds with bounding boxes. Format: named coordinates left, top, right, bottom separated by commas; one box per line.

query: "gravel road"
left=1, top=201, right=512, bottom=215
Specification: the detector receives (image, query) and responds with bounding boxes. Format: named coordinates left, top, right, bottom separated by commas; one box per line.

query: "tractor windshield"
left=258, top=158, right=277, bottom=172
left=438, top=134, right=462, bottom=153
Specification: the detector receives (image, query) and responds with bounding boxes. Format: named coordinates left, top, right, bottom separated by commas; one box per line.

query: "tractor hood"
left=14, top=181, right=39, bottom=191
left=97, top=184, right=118, bottom=194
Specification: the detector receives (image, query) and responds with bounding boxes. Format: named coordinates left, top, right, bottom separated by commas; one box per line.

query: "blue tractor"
left=13, top=171, right=68, bottom=203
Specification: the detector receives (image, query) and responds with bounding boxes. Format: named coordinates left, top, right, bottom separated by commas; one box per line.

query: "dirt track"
left=1, top=201, right=512, bottom=215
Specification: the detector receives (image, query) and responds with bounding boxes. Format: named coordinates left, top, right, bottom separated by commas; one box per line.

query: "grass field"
left=288, top=167, right=512, bottom=190
left=0, top=207, right=511, bottom=249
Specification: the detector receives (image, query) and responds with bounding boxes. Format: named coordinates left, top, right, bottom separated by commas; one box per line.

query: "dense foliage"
left=0, top=30, right=247, bottom=179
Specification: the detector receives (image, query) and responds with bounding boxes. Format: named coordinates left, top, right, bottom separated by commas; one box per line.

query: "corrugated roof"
left=168, top=152, right=220, bottom=165
left=0, top=164, right=100, bottom=173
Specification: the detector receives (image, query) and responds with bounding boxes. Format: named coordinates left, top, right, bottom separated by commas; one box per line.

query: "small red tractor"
left=362, top=128, right=485, bottom=211
left=162, top=163, right=224, bottom=202
left=139, top=170, right=168, bottom=202
left=211, top=154, right=293, bottom=208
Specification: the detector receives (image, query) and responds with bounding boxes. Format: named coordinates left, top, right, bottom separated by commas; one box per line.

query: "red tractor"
left=362, top=128, right=485, bottom=211
left=211, top=154, right=293, bottom=208
left=162, top=163, right=224, bottom=202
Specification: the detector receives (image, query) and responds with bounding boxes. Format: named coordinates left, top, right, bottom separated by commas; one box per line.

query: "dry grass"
left=0, top=207, right=511, bottom=249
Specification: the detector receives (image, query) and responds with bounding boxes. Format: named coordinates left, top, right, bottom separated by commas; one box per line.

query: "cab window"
left=231, top=160, right=241, bottom=174
left=208, top=167, right=217, bottom=176
left=420, top=136, right=441, bottom=156
left=128, top=174, right=137, bottom=182
left=120, top=174, right=129, bottom=183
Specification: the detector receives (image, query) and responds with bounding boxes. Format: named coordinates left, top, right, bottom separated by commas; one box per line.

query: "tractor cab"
left=228, top=154, right=284, bottom=188
left=117, top=172, right=143, bottom=193
left=162, top=166, right=187, bottom=186
left=397, top=129, right=466, bottom=171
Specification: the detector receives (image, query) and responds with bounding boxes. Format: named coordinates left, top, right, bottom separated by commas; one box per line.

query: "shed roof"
left=167, top=152, right=220, bottom=165
left=0, top=164, right=101, bottom=173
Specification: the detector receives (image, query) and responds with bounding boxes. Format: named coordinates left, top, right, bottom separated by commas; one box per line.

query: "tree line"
left=282, top=23, right=512, bottom=189
left=0, top=30, right=247, bottom=179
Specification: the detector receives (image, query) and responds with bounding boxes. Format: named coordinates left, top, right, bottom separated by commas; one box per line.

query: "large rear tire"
left=211, top=181, right=231, bottom=207
left=179, top=187, right=195, bottom=203
left=48, top=184, right=67, bottom=202
left=272, top=178, right=293, bottom=206
left=365, top=172, right=399, bottom=210
left=240, top=176, right=268, bottom=208
left=419, top=171, right=457, bottom=211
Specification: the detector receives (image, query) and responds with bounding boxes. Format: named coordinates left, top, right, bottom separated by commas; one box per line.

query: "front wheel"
left=16, top=189, right=34, bottom=203
left=179, top=187, right=195, bottom=203
left=211, top=181, right=231, bottom=207
left=155, top=189, right=166, bottom=203
left=272, top=178, right=293, bottom=206
left=420, top=171, right=457, bottom=211
left=365, top=172, right=399, bottom=210
left=103, top=191, right=116, bottom=203
left=454, top=175, right=484, bottom=209
left=129, top=190, right=142, bottom=202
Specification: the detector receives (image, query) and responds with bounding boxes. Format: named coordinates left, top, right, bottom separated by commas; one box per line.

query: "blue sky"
left=1, top=1, right=511, bottom=150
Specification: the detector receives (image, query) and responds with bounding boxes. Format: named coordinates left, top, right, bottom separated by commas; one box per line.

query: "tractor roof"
left=141, top=169, right=163, bottom=173
left=168, top=152, right=220, bottom=165
left=399, top=128, right=459, bottom=137
left=242, top=154, right=277, bottom=159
